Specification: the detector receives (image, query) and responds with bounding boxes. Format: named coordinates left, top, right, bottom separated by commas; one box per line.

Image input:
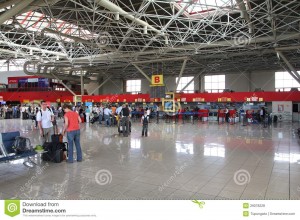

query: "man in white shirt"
left=98, top=105, right=104, bottom=124
left=116, top=104, right=122, bottom=115
left=36, top=101, right=54, bottom=143
left=103, top=106, right=112, bottom=126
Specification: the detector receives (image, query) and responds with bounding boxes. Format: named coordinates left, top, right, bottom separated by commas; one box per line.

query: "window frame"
left=176, top=76, right=195, bottom=93
left=275, top=71, right=300, bottom=91
left=126, top=79, right=141, bottom=94
left=204, top=74, right=225, bottom=93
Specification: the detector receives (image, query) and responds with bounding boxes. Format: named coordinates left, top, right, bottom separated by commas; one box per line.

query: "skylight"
left=177, top=0, right=238, bottom=18
left=4, top=11, right=98, bottom=42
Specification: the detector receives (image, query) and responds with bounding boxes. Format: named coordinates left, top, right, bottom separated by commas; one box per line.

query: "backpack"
left=143, top=115, right=149, bottom=124
left=39, top=107, right=52, bottom=117
left=39, top=107, right=56, bottom=125
left=12, top=136, right=33, bottom=154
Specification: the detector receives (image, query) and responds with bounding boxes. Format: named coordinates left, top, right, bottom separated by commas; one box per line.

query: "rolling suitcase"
left=42, top=142, right=68, bottom=163
left=51, top=134, right=63, bottom=143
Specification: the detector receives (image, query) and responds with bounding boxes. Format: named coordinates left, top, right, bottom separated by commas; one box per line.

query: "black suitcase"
left=22, top=112, right=28, bottom=120
left=51, top=134, right=63, bottom=143
left=54, top=149, right=64, bottom=163
left=42, top=142, right=68, bottom=163
left=118, top=121, right=131, bottom=133
left=273, top=115, right=278, bottom=123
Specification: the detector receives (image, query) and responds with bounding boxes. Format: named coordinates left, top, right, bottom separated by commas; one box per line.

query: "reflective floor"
left=1, top=118, right=300, bottom=200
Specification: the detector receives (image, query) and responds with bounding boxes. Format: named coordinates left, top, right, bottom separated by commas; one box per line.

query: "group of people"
left=89, top=103, right=150, bottom=137
left=37, top=101, right=82, bottom=163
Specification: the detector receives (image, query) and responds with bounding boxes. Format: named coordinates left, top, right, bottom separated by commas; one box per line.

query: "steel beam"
left=90, top=77, right=112, bottom=95
left=276, top=51, right=300, bottom=84
left=180, top=68, right=206, bottom=92
left=131, top=56, right=188, bottom=65
left=94, top=0, right=161, bottom=34
left=175, top=59, right=188, bottom=91
left=132, top=64, right=152, bottom=83
left=0, top=0, right=36, bottom=25
left=49, top=72, right=77, bottom=96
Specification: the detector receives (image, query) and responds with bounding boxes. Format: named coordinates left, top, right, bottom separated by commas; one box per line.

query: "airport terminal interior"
left=0, top=0, right=300, bottom=200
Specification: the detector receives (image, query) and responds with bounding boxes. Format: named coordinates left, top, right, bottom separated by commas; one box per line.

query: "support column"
left=248, top=71, right=252, bottom=92
left=81, top=71, right=84, bottom=95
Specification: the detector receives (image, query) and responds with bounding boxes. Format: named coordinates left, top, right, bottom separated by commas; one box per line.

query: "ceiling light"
left=164, top=35, right=169, bottom=45
left=143, top=26, right=148, bottom=35
left=115, top=12, right=119, bottom=21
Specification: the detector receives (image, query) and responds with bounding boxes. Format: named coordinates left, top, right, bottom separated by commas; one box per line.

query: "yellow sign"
left=73, top=95, right=82, bottom=103
left=151, top=75, right=164, bottom=85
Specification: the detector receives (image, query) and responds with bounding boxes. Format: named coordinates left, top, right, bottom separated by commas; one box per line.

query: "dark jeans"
left=104, top=114, right=111, bottom=126
left=67, top=129, right=82, bottom=162
left=122, top=116, right=129, bottom=136
left=98, top=113, right=103, bottom=124
left=142, top=124, right=148, bottom=136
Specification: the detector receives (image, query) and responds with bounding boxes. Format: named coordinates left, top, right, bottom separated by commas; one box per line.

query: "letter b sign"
left=152, top=75, right=163, bottom=85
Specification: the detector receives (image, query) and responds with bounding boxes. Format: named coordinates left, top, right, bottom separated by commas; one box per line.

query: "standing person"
left=260, top=107, right=266, bottom=123
left=120, top=104, right=130, bottom=137
left=225, top=107, right=229, bottom=123
left=141, top=112, right=149, bottom=137
left=98, top=104, right=104, bottom=124
left=85, top=106, right=91, bottom=123
left=34, top=107, right=39, bottom=128
left=103, top=106, right=112, bottom=126
left=62, top=103, right=82, bottom=163
left=36, top=101, right=54, bottom=143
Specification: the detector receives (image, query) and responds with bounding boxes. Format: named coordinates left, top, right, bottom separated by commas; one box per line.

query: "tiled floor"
left=0, top=118, right=300, bottom=200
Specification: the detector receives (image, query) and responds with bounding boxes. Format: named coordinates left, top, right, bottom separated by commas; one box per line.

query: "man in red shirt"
left=62, top=103, right=82, bottom=163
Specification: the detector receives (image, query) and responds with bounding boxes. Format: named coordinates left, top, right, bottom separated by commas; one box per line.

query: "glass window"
left=204, top=75, right=225, bottom=93
left=275, top=71, right=300, bottom=91
left=176, top=76, right=194, bottom=93
left=126, top=80, right=141, bottom=94
left=177, top=0, right=237, bottom=18
left=0, top=60, right=8, bottom=71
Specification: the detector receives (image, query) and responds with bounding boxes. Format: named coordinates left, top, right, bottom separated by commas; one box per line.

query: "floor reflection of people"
left=118, top=138, right=130, bottom=163
left=141, top=139, right=149, bottom=159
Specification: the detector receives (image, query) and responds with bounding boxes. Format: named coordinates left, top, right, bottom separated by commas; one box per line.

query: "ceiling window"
left=176, top=0, right=237, bottom=18
left=126, top=79, right=141, bottom=94
left=204, top=75, right=225, bottom=93
left=275, top=71, right=300, bottom=91
left=176, top=76, right=194, bottom=93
